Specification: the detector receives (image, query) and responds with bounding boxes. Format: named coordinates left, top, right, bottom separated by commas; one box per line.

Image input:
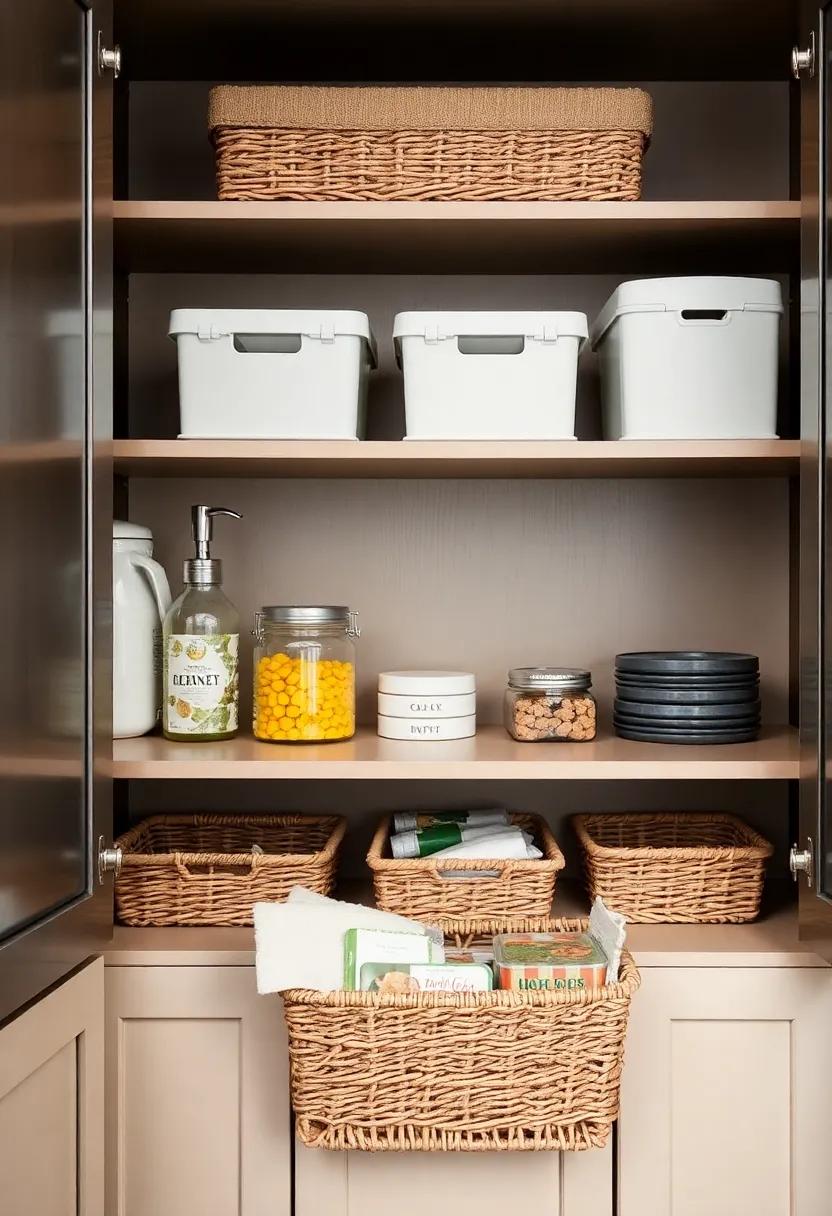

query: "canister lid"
left=378, top=670, right=476, bottom=695
left=113, top=519, right=152, bottom=541
left=508, top=667, right=592, bottom=692
left=260, top=605, right=351, bottom=624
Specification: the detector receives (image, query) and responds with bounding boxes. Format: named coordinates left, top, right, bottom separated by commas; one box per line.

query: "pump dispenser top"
left=185, top=505, right=242, bottom=585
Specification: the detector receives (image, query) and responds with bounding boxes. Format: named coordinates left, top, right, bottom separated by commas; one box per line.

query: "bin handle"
left=678, top=309, right=729, bottom=325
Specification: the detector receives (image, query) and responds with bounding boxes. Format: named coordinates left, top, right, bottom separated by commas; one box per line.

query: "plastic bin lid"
left=393, top=311, right=588, bottom=342
left=168, top=309, right=377, bottom=365
left=590, top=276, right=783, bottom=349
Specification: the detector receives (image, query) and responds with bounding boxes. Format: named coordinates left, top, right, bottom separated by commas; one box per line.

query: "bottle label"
left=164, top=634, right=239, bottom=735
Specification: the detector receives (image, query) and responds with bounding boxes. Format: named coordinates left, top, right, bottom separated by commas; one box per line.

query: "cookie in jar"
left=505, top=668, right=597, bottom=742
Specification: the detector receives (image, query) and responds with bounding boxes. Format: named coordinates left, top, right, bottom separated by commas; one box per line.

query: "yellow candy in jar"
left=253, top=652, right=355, bottom=743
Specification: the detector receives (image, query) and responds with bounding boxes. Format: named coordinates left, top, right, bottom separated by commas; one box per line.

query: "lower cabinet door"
left=0, top=958, right=104, bottom=1216
left=105, top=965, right=290, bottom=1216
left=618, top=967, right=832, bottom=1216
left=295, top=1139, right=612, bottom=1216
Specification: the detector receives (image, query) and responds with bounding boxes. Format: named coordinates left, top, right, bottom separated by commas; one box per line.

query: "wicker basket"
left=115, top=813, right=346, bottom=926
left=368, top=813, right=565, bottom=923
left=573, top=812, right=773, bottom=924
left=282, top=916, right=639, bottom=1152
left=209, top=86, right=653, bottom=203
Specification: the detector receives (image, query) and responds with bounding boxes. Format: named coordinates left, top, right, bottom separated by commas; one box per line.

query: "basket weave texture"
left=573, top=812, right=773, bottom=924
left=368, top=813, right=565, bottom=923
left=115, top=813, right=346, bottom=926
left=282, top=917, right=639, bottom=1152
left=212, top=127, right=647, bottom=202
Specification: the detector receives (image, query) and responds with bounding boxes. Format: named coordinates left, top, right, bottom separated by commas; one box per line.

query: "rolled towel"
left=431, top=830, right=543, bottom=860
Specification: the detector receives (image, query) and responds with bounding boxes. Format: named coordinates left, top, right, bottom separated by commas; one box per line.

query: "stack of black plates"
left=615, top=652, right=761, bottom=744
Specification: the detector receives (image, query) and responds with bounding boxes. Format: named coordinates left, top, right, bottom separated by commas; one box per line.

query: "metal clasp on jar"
left=252, top=610, right=265, bottom=645
left=347, top=610, right=361, bottom=639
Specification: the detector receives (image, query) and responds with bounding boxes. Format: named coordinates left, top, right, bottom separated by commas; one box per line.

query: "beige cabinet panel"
left=619, top=967, right=832, bottom=1216
left=295, top=1138, right=612, bottom=1216
left=0, top=958, right=104, bottom=1216
left=106, top=966, right=290, bottom=1216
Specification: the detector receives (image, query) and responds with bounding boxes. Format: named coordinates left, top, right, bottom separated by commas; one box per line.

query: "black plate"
left=612, top=684, right=759, bottom=705
left=615, top=699, right=761, bottom=721
left=616, top=673, right=760, bottom=690
left=616, top=651, right=759, bottom=676
left=615, top=725, right=761, bottom=745
left=610, top=710, right=759, bottom=729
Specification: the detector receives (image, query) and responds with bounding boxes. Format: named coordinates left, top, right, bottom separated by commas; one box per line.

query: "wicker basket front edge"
left=573, top=812, right=774, bottom=924
left=115, top=813, right=347, bottom=927
left=368, top=813, right=565, bottom=922
left=282, top=918, right=640, bottom=1152
left=212, top=126, right=647, bottom=202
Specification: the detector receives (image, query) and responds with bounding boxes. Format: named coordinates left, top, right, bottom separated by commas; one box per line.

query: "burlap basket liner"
left=368, top=813, right=565, bottom=923
left=115, top=813, right=346, bottom=926
left=282, top=917, right=640, bottom=1152
left=208, top=86, right=652, bottom=203
left=573, top=812, right=773, bottom=925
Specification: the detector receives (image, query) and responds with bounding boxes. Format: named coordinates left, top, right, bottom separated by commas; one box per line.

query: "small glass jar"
left=253, top=606, right=359, bottom=743
left=505, top=668, right=597, bottom=742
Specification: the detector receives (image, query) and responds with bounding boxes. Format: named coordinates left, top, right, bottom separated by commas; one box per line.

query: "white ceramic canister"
left=377, top=671, right=476, bottom=740
left=113, top=521, right=172, bottom=738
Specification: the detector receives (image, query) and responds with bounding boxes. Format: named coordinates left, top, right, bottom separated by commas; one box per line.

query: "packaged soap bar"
left=360, top=962, right=493, bottom=994
left=493, top=931, right=609, bottom=992
left=343, top=927, right=442, bottom=990
left=392, top=808, right=508, bottom=833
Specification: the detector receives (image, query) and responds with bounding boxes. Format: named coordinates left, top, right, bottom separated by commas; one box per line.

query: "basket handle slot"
left=233, top=333, right=302, bottom=354
left=457, top=335, right=524, bottom=355
left=173, top=851, right=262, bottom=879
left=428, top=862, right=518, bottom=884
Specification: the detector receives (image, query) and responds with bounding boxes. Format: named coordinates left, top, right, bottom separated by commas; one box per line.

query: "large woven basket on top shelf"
left=209, top=85, right=653, bottom=202
left=573, top=812, right=773, bottom=924
left=367, top=812, right=565, bottom=923
left=283, top=916, right=639, bottom=1152
left=114, top=813, right=346, bottom=926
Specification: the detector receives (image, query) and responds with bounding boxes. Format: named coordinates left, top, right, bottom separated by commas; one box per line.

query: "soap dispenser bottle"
left=163, top=505, right=242, bottom=742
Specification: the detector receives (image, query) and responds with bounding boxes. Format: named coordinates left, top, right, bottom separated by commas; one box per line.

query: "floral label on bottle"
left=164, top=634, right=239, bottom=735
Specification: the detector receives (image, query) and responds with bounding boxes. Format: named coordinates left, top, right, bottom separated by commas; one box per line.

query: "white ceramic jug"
left=113, top=521, right=172, bottom=738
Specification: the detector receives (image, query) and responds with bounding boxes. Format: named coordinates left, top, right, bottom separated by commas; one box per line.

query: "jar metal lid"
left=378, top=670, right=476, bottom=696
left=260, top=605, right=350, bottom=624
left=508, top=667, right=592, bottom=691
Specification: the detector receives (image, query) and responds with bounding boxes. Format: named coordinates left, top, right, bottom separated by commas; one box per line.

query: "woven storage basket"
left=573, top=812, right=773, bottom=924
left=368, top=813, right=565, bottom=923
left=209, top=86, right=652, bottom=202
left=282, top=916, right=639, bottom=1152
left=115, top=813, right=346, bottom=926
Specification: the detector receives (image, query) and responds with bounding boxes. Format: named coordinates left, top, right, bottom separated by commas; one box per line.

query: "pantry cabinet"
left=618, top=965, right=832, bottom=1216
left=295, top=1139, right=612, bottom=1216
left=104, top=964, right=290, bottom=1216
left=0, top=960, right=103, bottom=1216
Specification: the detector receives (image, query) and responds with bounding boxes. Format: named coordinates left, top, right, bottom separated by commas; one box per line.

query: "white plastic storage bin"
left=590, top=277, right=783, bottom=440
left=393, top=311, right=588, bottom=440
left=169, top=309, right=377, bottom=439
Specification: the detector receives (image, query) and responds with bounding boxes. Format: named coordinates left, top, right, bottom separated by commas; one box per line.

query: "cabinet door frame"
left=0, top=957, right=104, bottom=1216
left=618, top=965, right=832, bottom=1216
left=105, top=964, right=291, bottom=1216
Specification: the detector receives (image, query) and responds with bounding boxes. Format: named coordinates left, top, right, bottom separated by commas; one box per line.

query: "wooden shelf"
left=112, top=725, right=798, bottom=781
left=114, top=438, right=800, bottom=480
left=105, top=886, right=823, bottom=969
left=114, top=200, right=800, bottom=274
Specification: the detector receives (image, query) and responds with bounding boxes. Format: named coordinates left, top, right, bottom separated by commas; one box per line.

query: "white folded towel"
left=430, top=830, right=543, bottom=860
left=254, top=888, right=427, bottom=994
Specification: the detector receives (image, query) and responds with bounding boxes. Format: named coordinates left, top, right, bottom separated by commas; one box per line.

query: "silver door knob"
left=97, top=33, right=122, bottom=78
left=789, top=838, right=813, bottom=885
left=98, top=835, right=123, bottom=883
left=791, top=34, right=815, bottom=79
